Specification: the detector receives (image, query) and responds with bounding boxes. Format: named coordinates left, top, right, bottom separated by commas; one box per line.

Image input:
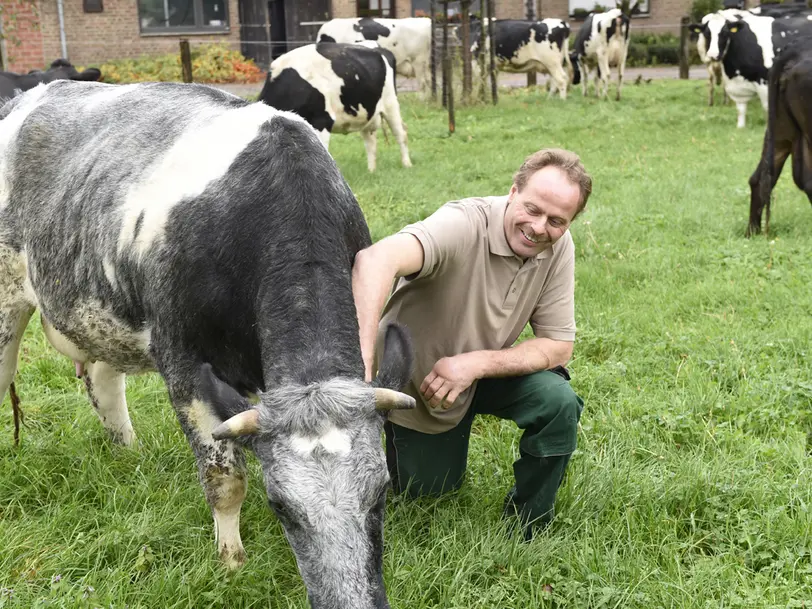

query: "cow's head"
left=212, top=323, right=414, bottom=609
left=691, top=13, right=744, bottom=62
left=44, top=59, right=102, bottom=83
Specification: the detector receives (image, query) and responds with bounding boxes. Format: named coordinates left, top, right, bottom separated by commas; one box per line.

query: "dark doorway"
left=239, top=0, right=271, bottom=69
left=268, top=0, right=287, bottom=59
left=282, top=0, right=330, bottom=50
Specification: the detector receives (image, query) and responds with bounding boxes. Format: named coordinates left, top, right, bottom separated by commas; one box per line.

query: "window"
left=411, top=0, right=481, bottom=19
left=358, top=0, right=395, bottom=18
left=569, top=0, right=650, bottom=18
left=138, top=0, right=229, bottom=33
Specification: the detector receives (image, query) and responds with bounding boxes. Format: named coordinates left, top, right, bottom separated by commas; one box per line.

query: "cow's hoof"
left=110, top=428, right=137, bottom=448
left=220, top=546, right=247, bottom=570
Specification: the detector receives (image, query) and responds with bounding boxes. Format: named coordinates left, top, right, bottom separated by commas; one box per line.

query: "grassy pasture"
left=1, top=80, right=811, bottom=608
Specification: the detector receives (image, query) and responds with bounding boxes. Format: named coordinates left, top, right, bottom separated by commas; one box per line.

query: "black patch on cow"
left=315, top=42, right=387, bottom=121
left=258, top=68, right=335, bottom=132
left=573, top=14, right=595, bottom=55
left=352, top=17, right=391, bottom=41
left=547, top=22, right=570, bottom=51
left=319, top=34, right=336, bottom=43
left=721, top=20, right=768, bottom=83
left=771, top=17, right=812, bottom=56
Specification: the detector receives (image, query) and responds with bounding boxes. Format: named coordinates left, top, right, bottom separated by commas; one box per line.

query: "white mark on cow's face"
left=290, top=427, right=352, bottom=457
left=706, top=18, right=727, bottom=61
left=117, top=103, right=293, bottom=258
left=0, top=84, right=51, bottom=211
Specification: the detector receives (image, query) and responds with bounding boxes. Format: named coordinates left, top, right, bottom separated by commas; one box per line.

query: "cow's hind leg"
left=361, top=118, right=379, bottom=172
left=0, top=247, right=35, bottom=428
left=160, top=359, right=249, bottom=569
left=381, top=99, right=412, bottom=169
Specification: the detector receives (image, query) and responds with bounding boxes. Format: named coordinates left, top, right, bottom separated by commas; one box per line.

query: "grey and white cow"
left=258, top=42, right=411, bottom=172
left=0, top=80, right=415, bottom=609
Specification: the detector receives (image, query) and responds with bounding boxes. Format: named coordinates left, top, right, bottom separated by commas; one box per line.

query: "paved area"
left=213, top=65, right=706, bottom=98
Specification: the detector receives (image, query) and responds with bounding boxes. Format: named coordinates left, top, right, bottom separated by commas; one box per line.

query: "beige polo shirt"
left=380, top=195, right=576, bottom=434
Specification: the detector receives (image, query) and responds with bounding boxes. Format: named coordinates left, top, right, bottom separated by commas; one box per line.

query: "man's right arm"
left=353, top=233, right=425, bottom=381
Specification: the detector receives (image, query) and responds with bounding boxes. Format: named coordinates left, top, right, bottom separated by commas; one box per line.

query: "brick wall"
left=513, top=0, right=695, bottom=34
left=1, top=0, right=45, bottom=72
left=16, top=0, right=242, bottom=70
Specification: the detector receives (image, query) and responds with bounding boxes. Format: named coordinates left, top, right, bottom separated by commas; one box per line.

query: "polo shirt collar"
left=488, top=195, right=552, bottom=261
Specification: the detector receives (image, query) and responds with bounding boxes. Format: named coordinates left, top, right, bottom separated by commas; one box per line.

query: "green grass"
left=2, top=80, right=811, bottom=608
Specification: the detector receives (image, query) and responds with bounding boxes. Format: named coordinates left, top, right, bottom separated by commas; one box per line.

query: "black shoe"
left=501, top=486, right=552, bottom=542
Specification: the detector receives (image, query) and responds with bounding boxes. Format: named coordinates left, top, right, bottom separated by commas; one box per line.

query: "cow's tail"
left=563, top=37, right=573, bottom=81
left=10, top=381, right=22, bottom=447
left=570, top=52, right=581, bottom=85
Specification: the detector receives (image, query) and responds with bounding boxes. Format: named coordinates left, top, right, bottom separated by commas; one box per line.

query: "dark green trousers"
left=384, top=367, right=583, bottom=530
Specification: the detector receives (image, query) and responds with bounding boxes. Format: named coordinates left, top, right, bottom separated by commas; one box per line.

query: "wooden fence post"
left=526, top=0, right=537, bottom=87
left=679, top=16, right=690, bottom=80
left=478, top=6, right=487, bottom=102
left=442, top=1, right=449, bottom=108
left=430, top=0, right=437, bottom=101
left=444, top=55, right=455, bottom=134
left=180, top=40, right=193, bottom=83
left=461, top=0, right=472, bottom=103
left=487, top=0, right=498, bottom=104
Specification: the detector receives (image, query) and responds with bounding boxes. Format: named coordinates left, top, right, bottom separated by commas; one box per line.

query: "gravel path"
left=212, top=65, right=706, bottom=98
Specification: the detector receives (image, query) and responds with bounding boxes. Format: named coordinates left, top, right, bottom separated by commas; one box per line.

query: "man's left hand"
left=420, top=353, right=481, bottom=410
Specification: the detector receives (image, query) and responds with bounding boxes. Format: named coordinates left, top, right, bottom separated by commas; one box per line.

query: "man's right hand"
left=352, top=233, right=425, bottom=383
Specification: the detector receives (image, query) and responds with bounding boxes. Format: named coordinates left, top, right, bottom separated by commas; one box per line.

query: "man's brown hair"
left=513, top=148, right=592, bottom=216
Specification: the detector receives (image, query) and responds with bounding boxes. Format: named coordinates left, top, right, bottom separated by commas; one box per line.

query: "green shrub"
left=690, top=0, right=723, bottom=22
left=626, top=34, right=701, bottom=67
left=98, top=44, right=263, bottom=85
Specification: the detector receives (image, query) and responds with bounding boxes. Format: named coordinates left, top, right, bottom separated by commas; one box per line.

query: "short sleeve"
left=530, top=234, right=576, bottom=341
left=398, top=202, right=477, bottom=280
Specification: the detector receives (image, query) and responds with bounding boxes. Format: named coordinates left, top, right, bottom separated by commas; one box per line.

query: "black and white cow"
left=750, top=3, right=812, bottom=18
left=570, top=8, right=632, bottom=101
left=0, top=80, right=416, bottom=609
left=317, top=17, right=431, bottom=91
left=258, top=42, right=411, bottom=172
left=0, top=58, right=101, bottom=100
left=689, top=10, right=812, bottom=127
left=694, top=10, right=740, bottom=106
left=747, top=37, right=812, bottom=236
left=470, top=18, right=571, bottom=99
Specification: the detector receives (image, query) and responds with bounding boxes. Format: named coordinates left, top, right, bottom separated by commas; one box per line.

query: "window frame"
left=357, top=0, right=396, bottom=19
left=138, top=0, right=230, bottom=36
left=568, top=0, right=651, bottom=19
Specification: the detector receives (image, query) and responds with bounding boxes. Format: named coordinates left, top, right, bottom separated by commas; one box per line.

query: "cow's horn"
left=374, top=388, right=416, bottom=411
left=212, top=409, right=260, bottom=440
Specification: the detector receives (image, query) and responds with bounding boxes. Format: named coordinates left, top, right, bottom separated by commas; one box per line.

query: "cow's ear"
left=372, top=322, right=414, bottom=391
left=729, top=24, right=739, bottom=33
left=688, top=24, right=702, bottom=34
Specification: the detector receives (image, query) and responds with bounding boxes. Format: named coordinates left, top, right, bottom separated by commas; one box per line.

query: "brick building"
left=0, top=0, right=756, bottom=75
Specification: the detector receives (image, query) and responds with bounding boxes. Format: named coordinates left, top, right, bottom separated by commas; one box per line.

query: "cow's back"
left=0, top=81, right=369, bottom=385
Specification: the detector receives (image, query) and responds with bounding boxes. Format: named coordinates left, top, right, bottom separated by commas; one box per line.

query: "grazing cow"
left=470, top=18, right=571, bottom=99
left=0, top=58, right=101, bottom=100
left=317, top=17, right=431, bottom=91
left=258, top=42, right=411, bottom=172
left=689, top=10, right=812, bottom=127
left=0, top=80, right=416, bottom=609
left=747, top=37, right=812, bottom=236
left=570, top=8, right=632, bottom=101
